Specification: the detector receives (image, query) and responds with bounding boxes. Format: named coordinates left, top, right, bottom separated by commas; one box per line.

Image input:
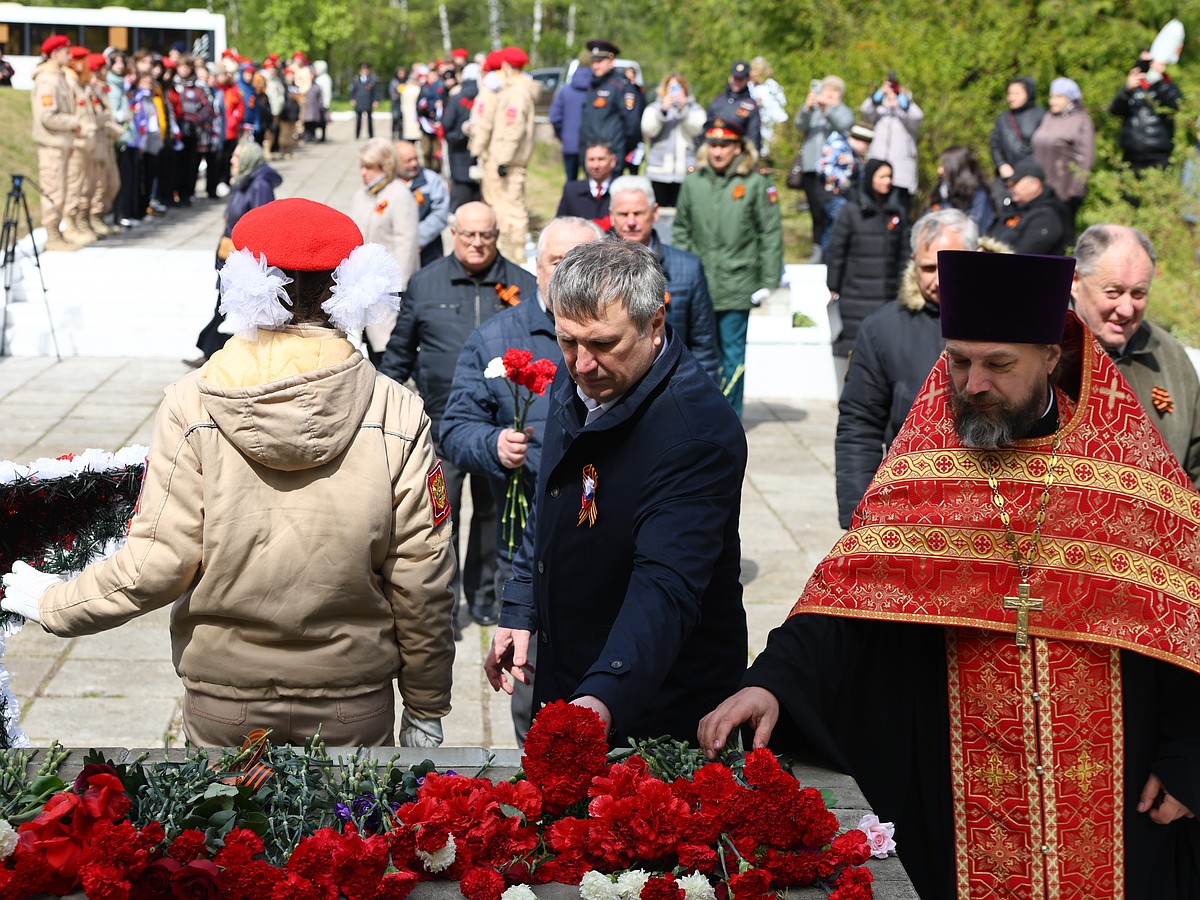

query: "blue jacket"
left=440, top=296, right=560, bottom=556
left=549, top=66, right=592, bottom=155
left=500, top=331, right=748, bottom=743
left=656, top=237, right=719, bottom=382
left=380, top=254, right=538, bottom=438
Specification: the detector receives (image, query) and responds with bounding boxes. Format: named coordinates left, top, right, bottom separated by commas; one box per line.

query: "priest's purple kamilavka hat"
left=938, top=250, right=1076, bottom=344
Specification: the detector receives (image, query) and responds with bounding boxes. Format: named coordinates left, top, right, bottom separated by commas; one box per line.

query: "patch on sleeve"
left=41, top=94, right=55, bottom=107
left=766, top=185, right=778, bottom=204
left=624, top=92, right=635, bottom=111
left=427, top=460, right=451, bottom=525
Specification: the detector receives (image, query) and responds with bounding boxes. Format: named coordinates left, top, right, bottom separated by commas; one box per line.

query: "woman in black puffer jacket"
left=825, top=158, right=908, bottom=358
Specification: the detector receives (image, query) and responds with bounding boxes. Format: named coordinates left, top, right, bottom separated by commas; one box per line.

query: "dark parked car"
left=529, top=66, right=564, bottom=117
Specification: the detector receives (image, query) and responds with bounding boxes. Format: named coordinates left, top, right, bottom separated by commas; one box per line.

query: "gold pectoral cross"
left=1003, top=582, right=1043, bottom=648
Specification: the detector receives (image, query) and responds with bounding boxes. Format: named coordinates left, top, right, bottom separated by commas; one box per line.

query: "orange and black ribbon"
left=496, top=283, right=521, bottom=306
left=1152, top=385, right=1175, bottom=415
left=233, top=728, right=275, bottom=792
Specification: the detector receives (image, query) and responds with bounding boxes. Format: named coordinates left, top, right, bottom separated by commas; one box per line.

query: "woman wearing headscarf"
left=1031, top=77, right=1095, bottom=219
left=825, top=158, right=908, bottom=358
left=190, top=140, right=281, bottom=364
left=3, top=198, right=456, bottom=750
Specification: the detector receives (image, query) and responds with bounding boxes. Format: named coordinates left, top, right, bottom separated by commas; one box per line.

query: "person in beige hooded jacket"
left=2, top=199, right=456, bottom=749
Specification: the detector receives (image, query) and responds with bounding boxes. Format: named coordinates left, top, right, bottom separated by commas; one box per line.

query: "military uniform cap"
left=587, top=39, right=620, bottom=59
left=730, top=60, right=751, bottom=78
left=704, top=117, right=745, bottom=142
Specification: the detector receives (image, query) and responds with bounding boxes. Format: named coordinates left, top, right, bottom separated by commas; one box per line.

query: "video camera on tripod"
left=1, top=173, right=60, bottom=358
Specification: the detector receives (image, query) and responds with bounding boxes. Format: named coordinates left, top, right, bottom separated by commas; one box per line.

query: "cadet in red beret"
left=31, top=35, right=82, bottom=250
left=468, top=47, right=537, bottom=262
left=2, top=197, right=457, bottom=752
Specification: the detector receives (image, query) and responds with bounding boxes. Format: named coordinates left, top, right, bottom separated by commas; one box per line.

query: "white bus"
left=0, top=2, right=226, bottom=89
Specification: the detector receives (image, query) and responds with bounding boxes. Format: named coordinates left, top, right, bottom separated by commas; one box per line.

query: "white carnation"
left=415, top=832, right=457, bottom=873
left=502, top=886, right=538, bottom=900
left=0, top=820, right=16, bottom=860
left=580, top=870, right=621, bottom=900
left=615, top=869, right=652, bottom=900
left=677, top=873, right=716, bottom=900
left=484, top=356, right=507, bottom=379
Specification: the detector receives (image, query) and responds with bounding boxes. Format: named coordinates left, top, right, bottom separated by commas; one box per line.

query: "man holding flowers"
left=440, top=216, right=604, bottom=740
left=485, top=239, right=749, bottom=744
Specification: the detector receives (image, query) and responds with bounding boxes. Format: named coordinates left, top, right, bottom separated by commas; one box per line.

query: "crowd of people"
left=7, top=21, right=1200, bottom=900
left=28, top=36, right=336, bottom=251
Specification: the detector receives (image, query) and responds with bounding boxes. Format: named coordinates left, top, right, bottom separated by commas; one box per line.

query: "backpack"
left=179, top=83, right=212, bottom=138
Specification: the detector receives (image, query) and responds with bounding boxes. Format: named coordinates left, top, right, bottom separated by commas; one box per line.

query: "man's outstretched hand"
left=697, top=686, right=780, bottom=760
left=485, top=627, right=533, bottom=694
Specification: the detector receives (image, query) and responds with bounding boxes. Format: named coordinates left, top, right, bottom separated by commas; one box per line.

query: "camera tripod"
left=1, top=174, right=60, bottom=359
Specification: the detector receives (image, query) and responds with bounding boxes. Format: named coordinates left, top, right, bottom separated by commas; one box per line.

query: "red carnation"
left=829, top=830, right=871, bottom=867
left=502, top=348, right=534, bottom=381
left=727, top=868, right=772, bottom=900
left=828, top=865, right=873, bottom=900
left=460, top=866, right=506, bottom=900
left=78, top=862, right=132, bottom=900
left=522, top=701, right=609, bottom=815
left=641, top=873, right=684, bottom=900
left=378, top=869, right=420, bottom=900
left=167, top=830, right=209, bottom=863
left=270, top=872, right=326, bottom=900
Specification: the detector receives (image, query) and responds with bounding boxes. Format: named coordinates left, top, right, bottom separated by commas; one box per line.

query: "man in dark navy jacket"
left=485, top=239, right=748, bottom=743
left=609, top=174, right=720, bottom=381
left=555, top=141, right=617, bottom=229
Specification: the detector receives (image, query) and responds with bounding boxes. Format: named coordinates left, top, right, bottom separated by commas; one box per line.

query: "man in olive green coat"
left=673, top=117, right=783, bottom=416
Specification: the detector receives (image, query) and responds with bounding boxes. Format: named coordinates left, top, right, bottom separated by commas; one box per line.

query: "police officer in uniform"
left=31, top=35, right=83, bottom=251
left=707, top=61, right=762, bottom=153
left=579, top=40, right=640, bottom=164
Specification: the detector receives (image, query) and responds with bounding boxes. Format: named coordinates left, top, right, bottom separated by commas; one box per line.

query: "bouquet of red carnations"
left=485, top=348, right=558, bottom=556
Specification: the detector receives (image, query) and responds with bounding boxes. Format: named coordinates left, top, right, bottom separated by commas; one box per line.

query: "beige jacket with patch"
left=40, top=326, right=456, bottom=718
left=31, top=59, right=78, bottom=148
left=468, top=72, right=539, bottom=168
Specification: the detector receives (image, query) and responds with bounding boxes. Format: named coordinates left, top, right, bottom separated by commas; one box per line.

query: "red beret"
left=69, top=45, right=90, bottom=60
left=452, top=47, right=468, bottom=58
left=502, top=46, right=529, bottom=69
left=87, top=53, right=107, bottom=71
left=482, top=51, right=503, bottom=73
left=41, top=35, right=69, bottom=55
left=163, top=57, right=177, bottom=69
left=232, top=198, right=364, bottom=271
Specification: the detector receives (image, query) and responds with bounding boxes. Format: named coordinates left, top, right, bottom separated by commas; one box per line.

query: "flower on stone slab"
left=855, top=813, right=896, bottom=859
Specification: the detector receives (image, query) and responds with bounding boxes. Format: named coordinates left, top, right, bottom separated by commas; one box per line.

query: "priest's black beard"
left=951, top=382, right=1048, bottom=450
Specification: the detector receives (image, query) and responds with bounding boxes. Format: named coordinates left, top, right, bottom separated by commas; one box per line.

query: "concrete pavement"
left=0, top=118, right=845, bottom=749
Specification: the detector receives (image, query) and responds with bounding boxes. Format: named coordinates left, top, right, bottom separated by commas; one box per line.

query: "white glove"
left=1, top=561, right=61, bottom=623
left=750, top=288, right=772, bottom=307
left=399, top=710, right=444, bottom=748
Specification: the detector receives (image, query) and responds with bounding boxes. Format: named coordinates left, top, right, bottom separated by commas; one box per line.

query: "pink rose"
left=856, top=814, right=896, bottom=859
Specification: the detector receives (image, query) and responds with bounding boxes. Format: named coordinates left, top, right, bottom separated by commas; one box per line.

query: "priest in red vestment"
left=700, top=250, right=1200, bottom=900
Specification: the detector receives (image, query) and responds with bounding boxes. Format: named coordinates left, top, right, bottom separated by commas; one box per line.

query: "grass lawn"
left=0, top=88, right=40, bottom=228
